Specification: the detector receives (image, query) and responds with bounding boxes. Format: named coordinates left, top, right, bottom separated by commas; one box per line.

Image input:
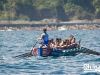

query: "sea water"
left=0, top=30, right=100, bottom=75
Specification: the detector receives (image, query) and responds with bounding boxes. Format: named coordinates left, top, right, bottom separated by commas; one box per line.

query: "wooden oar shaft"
left=14, top=40, right=38, bottom=58
left=33, top=41, right=38, bottom=48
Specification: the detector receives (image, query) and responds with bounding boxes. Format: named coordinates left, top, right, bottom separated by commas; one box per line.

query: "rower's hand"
left=37, top=38, right=39, bottom=41
left=31, top=48, right=34, bottom=51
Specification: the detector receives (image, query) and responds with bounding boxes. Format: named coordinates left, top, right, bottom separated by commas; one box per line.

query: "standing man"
left=38, top=28, right=49, bottom=48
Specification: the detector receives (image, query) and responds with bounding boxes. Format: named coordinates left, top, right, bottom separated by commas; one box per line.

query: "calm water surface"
left=0, top=30, right=100, bottom=75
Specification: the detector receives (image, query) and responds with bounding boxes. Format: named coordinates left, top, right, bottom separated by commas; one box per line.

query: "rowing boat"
left=32, top=47, right=85, bottom=57
left=14, top=47, right=100, bottom=58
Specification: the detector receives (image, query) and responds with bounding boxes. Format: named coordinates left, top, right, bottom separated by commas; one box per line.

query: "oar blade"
left=14, top=52, right=33, bottom=58
left=81, top=47, right=100, bottom=56
left=79, top=38, right=82, bottom=45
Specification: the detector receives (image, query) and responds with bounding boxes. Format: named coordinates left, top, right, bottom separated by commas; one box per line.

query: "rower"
left=55, top=38, right=61, bottom=49
left=37, top=28, right=50, bottom=48
left=69, top=35, right=75, bottom=44
left=69, top=35, right=77, bottom=48
left=50, top=39, right=55, bottom=48
left=65, top=39, right=70, bottom=48
left=55, top=38, right=63, bottom=49
left=60, top=40, right=67, bottom=49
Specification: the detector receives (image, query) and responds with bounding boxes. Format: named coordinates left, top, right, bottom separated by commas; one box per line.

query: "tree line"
left=0, top=0, right=100, bottom=21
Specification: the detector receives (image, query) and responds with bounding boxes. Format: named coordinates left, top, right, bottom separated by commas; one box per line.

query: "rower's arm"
left=72, top=38, right=76, bottom=44
left=60, top=41, right=63, bottom=46
left=38, top=34, right=44, bottom=40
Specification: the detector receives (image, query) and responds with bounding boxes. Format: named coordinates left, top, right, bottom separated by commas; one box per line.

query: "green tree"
left=33, top=0, right=59, bottom=10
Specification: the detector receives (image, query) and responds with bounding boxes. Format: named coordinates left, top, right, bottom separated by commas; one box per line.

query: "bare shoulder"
left=41, top=33, right=45, bottom=37
left=41, top=33, right=45, bottom=36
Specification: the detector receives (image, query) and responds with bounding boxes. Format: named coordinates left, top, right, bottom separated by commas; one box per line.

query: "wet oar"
left=14, top=40, right=38, bottom=58
left=14, top=52, right=33, bottom=58
left=76, top=38, right=82, bottom=48
left=79, top=38, right=82, bottom=45
left=81, top=47, right=100, bottom=56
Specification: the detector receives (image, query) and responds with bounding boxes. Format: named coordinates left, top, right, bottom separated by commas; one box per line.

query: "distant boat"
left=0, top=29, right=16, bottom=31
left=58, top=26, right=67, bottom=30
left=83, top=29, right=86, bottom=30
left=7, top=29, right=13, bottom=31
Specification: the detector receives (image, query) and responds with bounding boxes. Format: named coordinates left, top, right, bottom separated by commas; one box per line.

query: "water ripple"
left=0, top=30, right=100, bottom=75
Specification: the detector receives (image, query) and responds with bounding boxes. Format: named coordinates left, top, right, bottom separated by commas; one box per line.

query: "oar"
left=14, top=40, right=38, bottom=58
left=79, top=38, right=82, bottom=45
left=30, top=40, right=38, bottom=54
left=32, top=40, right=38, bottom=48
left=76, top=38, right=82, bottom=48
left=81, top=47, right=100, bottom=56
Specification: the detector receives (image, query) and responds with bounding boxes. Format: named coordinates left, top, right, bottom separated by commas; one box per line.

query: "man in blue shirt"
left=38, top=28, right=49, bottom=48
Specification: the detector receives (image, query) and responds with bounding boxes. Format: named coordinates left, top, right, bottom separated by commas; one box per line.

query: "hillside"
left=0, top=0, right=100, bottom=21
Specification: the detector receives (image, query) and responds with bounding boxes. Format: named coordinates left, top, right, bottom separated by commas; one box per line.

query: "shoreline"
left=0, top=24, right=100, bottom=31
left=0, top=19, right=100, bottom=30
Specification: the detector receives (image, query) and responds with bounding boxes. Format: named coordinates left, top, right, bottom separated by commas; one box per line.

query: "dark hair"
left=65, top=39, right=69, bottom=41
left=56, top=38, right=59, bottom=41
left=48, top=40, right=51, bottom=42
left=56, top=38, right=59, bottom=40
left=43, top=28, right=46, bottom=31
left=51, top=39, right=53, bottom=40
left=63, top=41, right=66, bottom=43
left=70, top=35, right=74, bottom=37
left=43, top=28, right=47, bottom=33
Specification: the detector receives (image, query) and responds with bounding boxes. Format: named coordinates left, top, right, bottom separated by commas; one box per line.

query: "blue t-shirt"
left=42, top=33, right=49, bottom=46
